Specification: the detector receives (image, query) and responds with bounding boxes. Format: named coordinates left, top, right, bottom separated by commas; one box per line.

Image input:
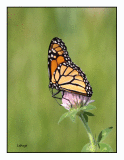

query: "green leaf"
left=77, top=106, right=95, bottom=119
left=69, top=109, right=79, bottom=122
left=83, top=112, right=88, bottom=122
left=97, top=127, right=113, bottom=143
left=58, top=112, right=70, bottom=124
left=58, top=108, right=79, bottom=124
left=98, top=143, right=113, bottom=152
left=81, top=143, right=91, bottom=152
left=58, top=105, right=96, bottom=124
left=84, top=111, right=95, bottom=116
left=80, top=104, right=96, bottom=112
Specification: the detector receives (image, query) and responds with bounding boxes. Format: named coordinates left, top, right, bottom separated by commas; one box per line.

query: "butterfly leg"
left=49, top=88, right=72, bottom=108
left=52, top=89, right=61, bottom=98
left=49, top=89, right=62, bottom=106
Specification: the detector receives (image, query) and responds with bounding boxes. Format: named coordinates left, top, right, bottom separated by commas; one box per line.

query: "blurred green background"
left=8, top=7, right=116, bottom=152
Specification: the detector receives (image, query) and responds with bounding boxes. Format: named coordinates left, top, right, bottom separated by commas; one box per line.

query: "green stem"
left=79, top=113, right=96, bottom=152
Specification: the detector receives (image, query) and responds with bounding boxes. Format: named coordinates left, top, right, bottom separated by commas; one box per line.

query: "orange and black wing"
left=51, top=62, right=93, bottom=97
left=48, top=37, right=93, bottom=97
left=48, top=37, right=71, bottom=83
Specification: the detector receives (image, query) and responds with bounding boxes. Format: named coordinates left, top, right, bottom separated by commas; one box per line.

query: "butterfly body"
left=48, top=37, right=93, bottom=97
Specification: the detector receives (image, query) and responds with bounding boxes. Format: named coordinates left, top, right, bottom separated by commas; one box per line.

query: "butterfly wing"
left=48, top=37, right=93, bottom=97
left=48, top=37, right=70, bottom=82
left=52, top=63, right=93, bottom=97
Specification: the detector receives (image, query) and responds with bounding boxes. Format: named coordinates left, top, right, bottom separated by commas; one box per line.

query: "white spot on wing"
left=52, top=48, right=56, bottom=53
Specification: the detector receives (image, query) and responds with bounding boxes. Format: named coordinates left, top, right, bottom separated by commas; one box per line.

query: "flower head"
left=61, top=91, right=94, bottom=110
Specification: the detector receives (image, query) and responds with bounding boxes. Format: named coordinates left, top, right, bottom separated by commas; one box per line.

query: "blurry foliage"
left=8, top=7, right=116, bottom=152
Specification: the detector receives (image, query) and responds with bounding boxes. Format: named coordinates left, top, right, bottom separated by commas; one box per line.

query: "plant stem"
left=79, top=113, right=96, bottom=152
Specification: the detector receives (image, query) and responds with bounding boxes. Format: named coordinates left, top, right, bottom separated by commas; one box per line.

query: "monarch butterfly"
left=48, top=37, right=93, bottom=102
